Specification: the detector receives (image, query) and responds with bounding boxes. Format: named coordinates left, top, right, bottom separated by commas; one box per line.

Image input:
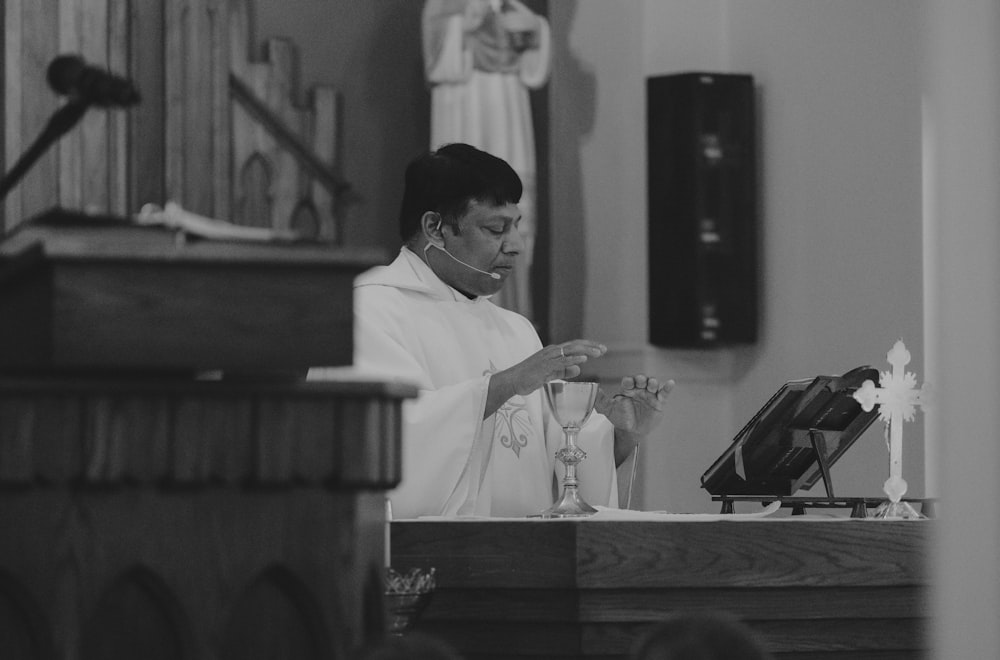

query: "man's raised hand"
left=508, top=340, right=607, bottom=396
left=485, top=340, right=607, bottom=419
left=595, top=374, right=675, bottom=439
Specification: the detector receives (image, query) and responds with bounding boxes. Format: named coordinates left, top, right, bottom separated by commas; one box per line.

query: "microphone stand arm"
left=0, top=100, right=90, bottom=202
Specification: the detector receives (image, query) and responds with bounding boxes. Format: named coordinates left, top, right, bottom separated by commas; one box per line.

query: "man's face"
left=436, top=199, right=524, bottom=297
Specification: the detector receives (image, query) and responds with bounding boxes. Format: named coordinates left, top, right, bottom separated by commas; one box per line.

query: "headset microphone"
left=424, top=242, right=502, bottom=280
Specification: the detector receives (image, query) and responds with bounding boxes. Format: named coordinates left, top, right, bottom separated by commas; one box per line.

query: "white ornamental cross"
left=852, top=340, right=931, bottom=503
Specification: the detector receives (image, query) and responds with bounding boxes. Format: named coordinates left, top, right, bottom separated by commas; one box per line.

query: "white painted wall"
left=924, top=2, right=1000, bottom=656
left=552, top=3, right=1000, bottom=656
left=550, top=0, right=923, bottom=514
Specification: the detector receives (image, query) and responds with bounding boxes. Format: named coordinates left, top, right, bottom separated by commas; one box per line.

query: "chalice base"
left=538, top=486, right=597, bottom=518
left=870, top=500, right=925, bottom=520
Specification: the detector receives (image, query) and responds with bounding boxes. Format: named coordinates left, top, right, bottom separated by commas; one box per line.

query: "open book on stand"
left=700, top=366, right=880, bottom=504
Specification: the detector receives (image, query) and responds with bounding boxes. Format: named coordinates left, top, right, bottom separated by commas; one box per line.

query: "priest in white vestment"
left=311, top=144, right=672, bottom=518
left=422, top=0, right=550, bottom=319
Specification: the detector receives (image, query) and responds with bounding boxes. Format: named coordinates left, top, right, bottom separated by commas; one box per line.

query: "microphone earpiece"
left=432, top=219, right=445, bottom=248
left=423, top=242, right=502, bottom=280
left=423, top=216, right=501, bottom=280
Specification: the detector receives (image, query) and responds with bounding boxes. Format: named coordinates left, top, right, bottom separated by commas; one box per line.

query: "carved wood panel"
left=164, top=0, right=231, bottom=221
left=0, top=376, right=411, bottom=659
left=228, top=0, right=342, bottom=240
left=2, top=0, right=348, bottom=241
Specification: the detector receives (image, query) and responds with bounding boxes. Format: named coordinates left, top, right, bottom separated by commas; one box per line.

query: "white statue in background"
left=422, top=0, right=551, bottom=319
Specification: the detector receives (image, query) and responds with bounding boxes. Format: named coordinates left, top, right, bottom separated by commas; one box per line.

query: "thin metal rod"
left=0, top=101, right=89, bottom=202
left=626, top=444, right=639, bottom=509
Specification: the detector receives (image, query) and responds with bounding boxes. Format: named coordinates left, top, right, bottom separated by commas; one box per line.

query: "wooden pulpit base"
left=0, top=374, right=415, bottom=660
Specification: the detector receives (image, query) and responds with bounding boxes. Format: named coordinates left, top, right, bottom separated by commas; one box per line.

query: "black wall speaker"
left=647, top=72, right=758, bottom=347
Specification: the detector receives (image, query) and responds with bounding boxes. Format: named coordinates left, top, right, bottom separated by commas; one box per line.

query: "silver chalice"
left=538, top=380, right=599, bottom=518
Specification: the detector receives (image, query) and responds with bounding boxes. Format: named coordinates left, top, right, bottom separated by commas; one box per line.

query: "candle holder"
left=384, top=567, right=436, bottom=636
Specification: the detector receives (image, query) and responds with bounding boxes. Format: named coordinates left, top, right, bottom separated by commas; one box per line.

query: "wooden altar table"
left=391, top=518, right=930, bottom=660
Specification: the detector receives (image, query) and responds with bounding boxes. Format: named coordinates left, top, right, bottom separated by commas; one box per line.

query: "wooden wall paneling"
left=210, top=0, right=231, bottom=221
left=2, top=0, right=25, bottom=233
left=308, top=86, right=338, bottom=241
left=227, top=0, right=264, bottom=225
left=184, top=0, right=219, bottom=216
left=260, top=39, right=301, bottom=233
left=127, top=0, right=166, bottom=214
left=105, top=0, right=130, bottom=216
left=163, top=0, right=184, bottom=217
left=228, top=0, right=340, bottom=239
left=164, top=0, right=229, bottom=219
left=230, top=42, right=289, bottom=228
left=230, top=36, right=301, bottom=232
left=57, top=0, right=106, bottom=214
left=4, top=0, right=62, bottom=232
left=56, top=0, right=81, bottom=212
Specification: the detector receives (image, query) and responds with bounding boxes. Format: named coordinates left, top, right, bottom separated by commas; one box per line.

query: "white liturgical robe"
left=313, top=247, right=618, bottom=519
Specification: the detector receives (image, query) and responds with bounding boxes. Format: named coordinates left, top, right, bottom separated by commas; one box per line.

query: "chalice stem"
left=561, top=429, right=580, bottom=487
left=539, top=426, right=597, bottom=517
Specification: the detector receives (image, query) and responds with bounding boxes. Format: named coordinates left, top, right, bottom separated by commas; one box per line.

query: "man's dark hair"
left=631, top=612, right=774, bottom=660
left=398, top=143, right=522, bottom=243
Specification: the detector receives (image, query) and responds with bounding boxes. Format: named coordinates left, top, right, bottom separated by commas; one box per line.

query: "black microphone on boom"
left=0, top=55, right=140, bottom=201
left=46, top=54, right=140, bottom=107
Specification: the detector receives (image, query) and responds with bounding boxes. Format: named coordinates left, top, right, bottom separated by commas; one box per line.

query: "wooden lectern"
left=392, top=518, right=930, bottom=659
left=0, top=208, right=387, bottom=372
left=0, top=211, right=416, bottom=659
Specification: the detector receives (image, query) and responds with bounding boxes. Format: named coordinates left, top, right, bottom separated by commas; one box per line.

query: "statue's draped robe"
left=312, top=248, right=617, bottom=519
left=422, top=0, right=551, bottom=318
